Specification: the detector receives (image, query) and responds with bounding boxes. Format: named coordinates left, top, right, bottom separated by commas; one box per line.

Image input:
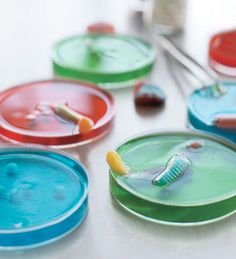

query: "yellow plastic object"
left=106, top=151, right=128, bottom=175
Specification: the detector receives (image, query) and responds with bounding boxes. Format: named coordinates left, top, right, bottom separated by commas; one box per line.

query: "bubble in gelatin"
left=36, top=101, right=50, bottom=111
left=42, top=109, right=53, bottom=115
left=6, top=163, right=18, bottom=177
left=54, top=185, right=66, bottom=201
left=33, top=110, right=41, bottom=116
left=25, top=114, right=37, bottom=121
left=21, top=182, right=34, bottom=191
left=13, top=217, right=29, bottom=229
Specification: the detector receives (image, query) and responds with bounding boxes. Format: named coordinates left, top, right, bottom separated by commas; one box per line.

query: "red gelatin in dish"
left=209, top=30, right=236, bottom=76
left=0, top=80, right=115, bottom=147
left=87, top=22, right=115, bottom=34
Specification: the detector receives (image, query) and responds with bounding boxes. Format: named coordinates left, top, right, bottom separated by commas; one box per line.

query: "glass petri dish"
left=52, top=33, right=156, bottom=89
left=209, top=30, right=236, bottom=77
left=0, top=145, right=88, bottom=249
left=188, top=82, right=236, bottom=143
left=109, top=130, right=236, bottom=226
left=0, top=79, right=115, bottom=147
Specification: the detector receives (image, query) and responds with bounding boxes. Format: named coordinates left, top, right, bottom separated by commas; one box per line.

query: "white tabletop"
left=0, top=0, right=236, bottom=258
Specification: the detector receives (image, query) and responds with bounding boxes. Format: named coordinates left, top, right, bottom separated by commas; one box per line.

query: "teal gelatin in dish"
left=188, top=82, right=236, bottom=143
left=0, top=146, right=88, bottom=249
left=110, top=131, right=236, bottom=225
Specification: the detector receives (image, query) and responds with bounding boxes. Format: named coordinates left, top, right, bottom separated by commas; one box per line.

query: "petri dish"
left=0, top=145, right=88, bottom=249
left=209, top=29, right=236, bottom=77
left=0, top=79, right=115, bottom=147
left=188, top=82, right=236, bottom=143
left=52, top=33, right=156, bottom=89
left=109, top=130, right=236, bottom=225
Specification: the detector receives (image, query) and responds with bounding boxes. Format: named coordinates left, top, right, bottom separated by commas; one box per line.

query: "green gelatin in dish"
left=109, top=131, right=236, bottom=225
left=52, top=33, right=156, bottom=89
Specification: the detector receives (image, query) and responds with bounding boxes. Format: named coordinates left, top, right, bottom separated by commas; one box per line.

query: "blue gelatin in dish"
left=0, top=146, right=88, bottom=249
left=188, top=82, right=236, bottom=143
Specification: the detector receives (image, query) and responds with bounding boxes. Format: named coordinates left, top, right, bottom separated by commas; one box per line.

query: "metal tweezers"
left=156, top=34, right=223, bottom=95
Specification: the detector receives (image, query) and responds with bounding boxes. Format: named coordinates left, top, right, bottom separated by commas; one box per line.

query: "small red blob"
left=87, top=23, right=115, bottom=34
left=186, top=141, right=204, bottom=149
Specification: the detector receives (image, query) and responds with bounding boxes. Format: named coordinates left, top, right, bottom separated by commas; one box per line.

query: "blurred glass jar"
left=146, top=0, right=187, bottom=35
